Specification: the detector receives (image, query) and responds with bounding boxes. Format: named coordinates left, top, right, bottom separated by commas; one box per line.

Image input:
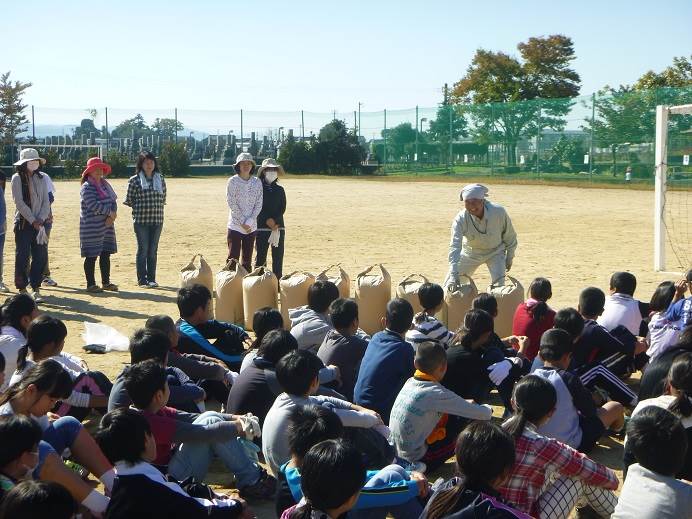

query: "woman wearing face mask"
left=226, top=152, right=262, bottom=273
left=10, top=149, right=51, bottom=303
left=79, top=157, right=118, bottom=293
left=124, top=151, right=167, bottom=288
left=254, top=158, right=286, bottom=279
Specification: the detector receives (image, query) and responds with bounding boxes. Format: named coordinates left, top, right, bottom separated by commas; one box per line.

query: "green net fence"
left=3, top=86, right=691, bottom=184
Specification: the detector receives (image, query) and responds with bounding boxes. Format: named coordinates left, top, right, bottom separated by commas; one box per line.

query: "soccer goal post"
left=654, top=103, right=692, bottom=273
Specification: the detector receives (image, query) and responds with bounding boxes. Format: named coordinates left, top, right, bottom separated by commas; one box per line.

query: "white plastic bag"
left=81, top=322, right=130, bottom=352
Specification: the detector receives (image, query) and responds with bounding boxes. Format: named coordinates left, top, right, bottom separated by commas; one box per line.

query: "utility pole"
left=358, top=102, right=362, bottom=142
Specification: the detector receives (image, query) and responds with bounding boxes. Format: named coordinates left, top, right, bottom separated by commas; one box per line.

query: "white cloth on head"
left=460, top=183, right=489, bottom=200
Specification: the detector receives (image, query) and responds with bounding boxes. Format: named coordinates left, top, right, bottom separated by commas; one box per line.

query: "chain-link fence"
left=2, top=86, right=691, bottom=183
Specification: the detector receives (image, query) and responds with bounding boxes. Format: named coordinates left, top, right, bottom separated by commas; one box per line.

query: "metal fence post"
left=301, top=110, right=305, bottom=141
left=383, top=109, right=387, bottom=172
left=31, top=105, right=35, bottom=142
left=535, top=100, right=541, bottom=178
left=240, top=109, right=244, bottom=151
left=415, top=105, right=419, bottom=166
left=174, top=108, right=178, bottom=144
left=105, top=107, right=109, bottom=153
left=448, top=104, right=453, bottom=171
left=589, top=93, right=595, bottom=182
left=490, top=103, right=494, bottom=176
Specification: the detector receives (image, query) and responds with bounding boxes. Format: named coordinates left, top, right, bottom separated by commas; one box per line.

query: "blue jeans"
left=167, top=411, right=261, bottom=488
left=36, top=416, right=83, bottom=477
left=349, top=465, right=423, bottom=519
left=133, top=223, right=162, bottom=284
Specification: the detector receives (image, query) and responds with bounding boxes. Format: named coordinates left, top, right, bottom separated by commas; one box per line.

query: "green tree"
left=74, top=118, right=102, bottom=139
left=382, top=123, right=417, bottom=160
left=159, top=142, right=190, bottom=177
left=634, top=55, right=692, bottom=90
left=106, top=149, right=130, bottom=177
left=279, top=132, right=318, bottom=173
left=452, top=35, right=581, bottom=165
left=111, top=114, right=150, bottom=140
left=0, top=72, right=32, bottom=144
left=427, top=104, right=468, bottom=163
left=314, top=119, right=365, bottom=174
left=151, top=118, right=184, bottom=140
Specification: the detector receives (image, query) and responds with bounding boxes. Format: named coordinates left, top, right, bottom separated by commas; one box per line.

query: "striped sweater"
left=405, top=313, right=454, bottom=349
left=79, top=180, right=117, bottom=257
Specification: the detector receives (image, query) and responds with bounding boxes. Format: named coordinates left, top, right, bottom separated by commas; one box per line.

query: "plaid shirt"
left=498, top=422, right=618, bottom=516
left=124, top=174, right=167, bottom=225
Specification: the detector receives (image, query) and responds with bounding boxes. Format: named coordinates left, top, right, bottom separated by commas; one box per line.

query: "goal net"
left=654, top=104, right=692, bottom=272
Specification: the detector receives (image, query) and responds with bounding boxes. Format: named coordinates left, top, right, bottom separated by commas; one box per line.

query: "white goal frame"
left=654, top=103, right=692, bottom=272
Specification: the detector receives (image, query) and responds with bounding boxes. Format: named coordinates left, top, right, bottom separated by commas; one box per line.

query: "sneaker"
left=0, top=283, right=9, bottom=293
left=240, top=470, right=276, bottom=500
left=102, top=283, right=119, bottom=292
left=42, top=277, right=58, bottom=287
left=86, top=285, right=103, bottom=293
left=30, top=290, right=44, bottom=303
left=138, top=281, right=148, bottom=287
left=147, top=281, right=159, bottom=288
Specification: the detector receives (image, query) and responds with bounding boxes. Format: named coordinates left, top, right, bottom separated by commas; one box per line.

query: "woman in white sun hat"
left=254, top=158, right=286, bottom=278
left=10, top=148, right=51, bottom=302
left=226, top=152, right=263, bottom=272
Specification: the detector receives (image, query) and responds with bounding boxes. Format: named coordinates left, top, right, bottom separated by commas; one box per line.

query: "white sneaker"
left=31, top=290, right=44, bottom=303
left=42, top=277, right=58, bottom=287
left=147, top=281, right=159, bottom=288
left=0, top=283, right=9, bottom=293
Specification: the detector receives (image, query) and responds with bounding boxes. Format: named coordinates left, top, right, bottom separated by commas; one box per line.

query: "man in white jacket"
left=444, top=184, right=517, bottom=288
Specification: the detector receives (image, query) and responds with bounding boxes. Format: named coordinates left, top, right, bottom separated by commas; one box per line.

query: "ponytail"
left=0, top=294, right=37, bottom=334
left=503, top=376, right=557, bottom=438
left=16, top=316, right=68, bottom=372
left=504, top=411, right=531, bottom=439
left=528, top=278, right=552, bottom=323
left=531, top=301, right=549, bottom=323
left=288, top=500, right=315, bottom=519
left=452, top=309, right=494, bottom=349
left=667, top=353, right=692, bottom=418
left=426, top=479, right=466, bottom=519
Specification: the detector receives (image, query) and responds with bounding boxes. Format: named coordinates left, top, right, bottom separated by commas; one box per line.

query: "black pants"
left=14, top=223, right=47, bottom=290
left=84, top=254, right=111, bottom=287
left=254, top=229, right=285, bottom=279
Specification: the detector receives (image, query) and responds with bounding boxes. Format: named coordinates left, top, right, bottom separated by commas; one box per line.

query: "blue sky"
left=4, top=0, right=691, bottom=118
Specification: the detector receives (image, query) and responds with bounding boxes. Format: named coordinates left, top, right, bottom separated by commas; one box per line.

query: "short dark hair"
left=252, top=307, right=284, bottom=349
left=472, top=293, right=498, bottom=317
left=539, top=328, right=574, bottom=362
left=135, top=150, right=159, bottom=174
left=627, top=406, right=687, bottom=476
left=415, top=341, right=447, bottom=374
left=288, top=405, right=343, bottom=461
left=418, top=283, right=444, bottom=312
left=386, top=298, right=414, bottom=334
left=95, top=408, right=151, bottom=465
left=610, top=271, right=637, bottom=296
left=329, top=298, right=358, bottom=330
left=308, top=281, right=340, bottom=313
left=275, top=350, right=323, bottom=395
left=0, top=415, right=43, bottom=467
left=257, top=329, right=299, bottom=364
left=553, top=308, right=585, bottom=340
left=686, top=269, right=692, bottom=284
left=145, top=314, right=177, bottom=337
left=19, top=315, right=68, bottom=371
left=579, top=287, right=605, bottom=317
left=123, top=360, right=168, bottom=409
left=129, top=328, right=171, bottom=364
left=0, top=480, right=76, bottom=519
left=177, top=284, right=212, bottom=319
left=649, top=281, right=676, bottom=313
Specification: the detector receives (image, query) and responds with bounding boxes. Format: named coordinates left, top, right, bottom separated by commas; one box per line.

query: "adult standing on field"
left=227, top=152, right=263, bottom=273
left=444, top=183, right=517, bottom=289
left=79, top=157, right=119, bottom=293
left=124, top=151, right=167, bottom=288
left=254, top=158, right=286, bottom=278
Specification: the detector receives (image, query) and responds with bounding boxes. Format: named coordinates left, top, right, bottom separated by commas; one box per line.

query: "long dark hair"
left=289, top=439, right=365, bottom=519
left=668, top=353, right=692, bottom=418
left=251, top=307, right=284, bottom=350
left=1, top=294, right=37, bottom=334
left=528, top=277, right=552, bottom=323
left=17, top=316, right=68, bottom=372
left=452, top=309, right=494, bottom=349
left=0, top=359, right=72, bottom=410
left=649, top=281, right=676, bottom=313
left=425, top=422, right=516, bottom=519
left=504, top=375, right=557, bottom=439
left=135, top=151, right=159, bottom=174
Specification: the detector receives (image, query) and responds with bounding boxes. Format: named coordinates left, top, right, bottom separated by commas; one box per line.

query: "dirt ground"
left=5, top=175, right=682, bottom=516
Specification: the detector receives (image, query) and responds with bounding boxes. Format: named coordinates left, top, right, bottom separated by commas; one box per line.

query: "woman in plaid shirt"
left=124, top=152, right=166, bottom=288
left=499, top=376, right=619, bottom=519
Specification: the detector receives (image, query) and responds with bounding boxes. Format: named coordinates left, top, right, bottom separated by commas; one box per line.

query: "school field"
left=9, top=175, right=683, bottom=515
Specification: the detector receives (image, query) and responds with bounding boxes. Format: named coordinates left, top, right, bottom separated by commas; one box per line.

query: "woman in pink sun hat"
left=79, top=157, right=118, bottom=293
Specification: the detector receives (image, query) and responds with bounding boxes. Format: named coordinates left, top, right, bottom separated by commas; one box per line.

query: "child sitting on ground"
left=176, top=284, right=250, bottom=370
left=0, top=480, right=76, bottom=519
left=421, top=421, right=529, bottom=519
left=512, top=277, right=555, bottom=362
left=0, top=414, right=43, bottom=502
left=278, top=405, right=427, bottom=519
left=108, top=328, right=207, bottom=413
left=262, top=349, right=387, bottom=476
left=317, top=298, right=368, bottom=401
left=499, top=375, right=619, bottom=518
left=598, top=272, right=646, bottom=336
left=405, top=283, right=454, bottom=349
left=146, top=314, right=236, bottom=405
left=533, top=329, right=625, bottom=453
left=613, top=406, right=692, bottom=518
left=624, top=353, right=692, bottom=480
left=645, top=282, right=684, bottom=362
left=122, top=359, right=275, bottom=499
left=281, top=439, right=367, bottom=519
left=239, top=307, right=284, bottom=372
left=95, top=407, right=248, bottom=518
left=11, top=315, right=111, bottom=420
left=390, top=341, right=492, bottom=473
left=664, top=269, right=692, bottom=329
left=289, top=281, right=340, bottom=354
left=354, top=298, right=415, bottom=424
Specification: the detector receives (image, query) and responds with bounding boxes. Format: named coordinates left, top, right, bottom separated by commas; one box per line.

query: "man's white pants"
left=446, top=251, right=507, bottom=286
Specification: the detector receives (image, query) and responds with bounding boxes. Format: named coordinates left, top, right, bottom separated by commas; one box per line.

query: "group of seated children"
left=0, top=268, right=690, bottom=519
